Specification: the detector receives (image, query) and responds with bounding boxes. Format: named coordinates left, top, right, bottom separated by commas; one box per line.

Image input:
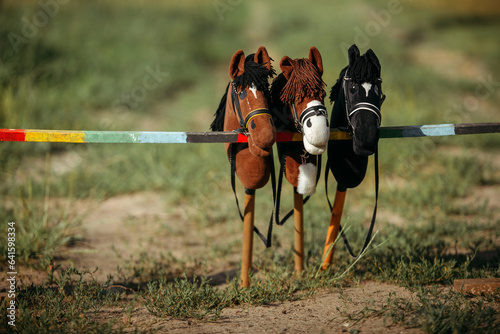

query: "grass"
left=336, top=286, right=500, bottom=333
left=1, top=268, right=126, bottom=333
left=0, top=0, right=499, bottom=332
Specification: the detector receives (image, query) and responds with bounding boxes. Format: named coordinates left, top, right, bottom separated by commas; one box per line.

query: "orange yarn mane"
left=280, top=59, right=326, bottom=104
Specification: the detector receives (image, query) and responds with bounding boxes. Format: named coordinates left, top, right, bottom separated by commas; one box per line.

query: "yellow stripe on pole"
left=329, top=130, right=351, bottom=140
left=25, top=130, right=85, bottom=143
left=292, top=133, right=303, bottom=141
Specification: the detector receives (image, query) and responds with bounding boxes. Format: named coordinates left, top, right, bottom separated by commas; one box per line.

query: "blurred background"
left=0, top=0, right=499, bottom=278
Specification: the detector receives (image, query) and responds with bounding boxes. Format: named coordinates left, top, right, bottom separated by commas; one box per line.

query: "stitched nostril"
left=250, top=120, right=256, bottom=129
left=306, top=119, right=312, bottom=128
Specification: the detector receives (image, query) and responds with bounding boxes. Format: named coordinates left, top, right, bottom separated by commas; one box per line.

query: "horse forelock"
left=211, top=57, right=275, bottom=132
left=232, top=54, right=275, bottom=93
left=279, top=58, right=326, bottom=104
left=347, top=54, right=380, bottom=84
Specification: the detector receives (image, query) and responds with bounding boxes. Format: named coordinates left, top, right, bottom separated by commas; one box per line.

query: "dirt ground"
left=1, top=190, right=433, bottom=333
left=110, top=282, right=422, bottom=334
left=13, top=190, right=430, bottom=333
left=5, top=162, right=500, bottom=333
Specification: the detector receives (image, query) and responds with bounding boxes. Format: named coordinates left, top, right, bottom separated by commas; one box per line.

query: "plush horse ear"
left=280, top=56, right=294, bottom=80
left=254, top=46, right=271, bottom=71
left=348, top=44, right=360, bottom=67
left=308, top=46, right=323, bottom=76
left=365, top=49, right=381, bottom=76
left=229, top=49, right=246, bottom=80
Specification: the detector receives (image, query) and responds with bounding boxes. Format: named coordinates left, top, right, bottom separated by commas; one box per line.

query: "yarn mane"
left=279, top=59, right=326, bottom=104
left=329, top=53, right=380, bottom=102
left=210, top=54, right=275, bottom=131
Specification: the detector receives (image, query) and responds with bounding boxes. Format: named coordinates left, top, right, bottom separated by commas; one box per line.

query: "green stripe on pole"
left=0, top=123, right=499, bottom=144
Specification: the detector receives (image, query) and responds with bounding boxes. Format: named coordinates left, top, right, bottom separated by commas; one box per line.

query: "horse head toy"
left=322, top=44, right=385, bottom=270
left=210, top=46, right=275, bottom=287
left=271, top=46, right=329, bottom=273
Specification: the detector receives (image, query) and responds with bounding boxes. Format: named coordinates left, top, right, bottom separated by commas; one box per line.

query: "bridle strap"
left=231, top=84, right=246, bottom=130
left=231, top=82, right=271, bottom=133
left=324, top=147, right=379, bottom=259
left=348, top=102, right=381, bottom=127
left=274, top=151, right=322, bottom=226
left=290, top=103, right=328, bottom=134
left=342, top=72, right=384, bottom=133
left=290, top=103, right=301, bottom=133
left=340, top=147, right=379, bottom=258
left=300, top=104, right=328, bottom=124
left=228, top=81, right=276, bottom=248
left=230, top=144, right=276, bottom=248
left=244, top=108, right=272, bottom=130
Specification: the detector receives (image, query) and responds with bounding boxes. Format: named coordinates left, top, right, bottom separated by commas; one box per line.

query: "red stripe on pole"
left=237, top=133, right=248, bottom=143
left=276, top=132, right=296, bottom=142
left=0, top=129, right=26, bottom=142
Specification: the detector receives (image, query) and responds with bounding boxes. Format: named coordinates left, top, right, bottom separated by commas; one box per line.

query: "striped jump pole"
left=1, top=123, right=499, bottom=144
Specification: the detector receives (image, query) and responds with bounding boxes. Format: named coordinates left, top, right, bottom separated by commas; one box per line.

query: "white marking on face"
left=361, top=82, right=372, bottom=97
left=249, top=83, right=258, bottom=99
left=306, top=100, right=322, bottom=108
left=302, top=100, right=328, bottom=153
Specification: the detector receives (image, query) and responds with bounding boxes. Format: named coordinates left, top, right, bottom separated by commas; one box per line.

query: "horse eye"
left=239, top=90, right=247, bottom=100
left=350, top=85, right=357, bottom=94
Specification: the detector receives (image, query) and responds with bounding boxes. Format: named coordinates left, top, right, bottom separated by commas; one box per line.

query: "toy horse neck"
left=330, top=86, right=349, bottom=129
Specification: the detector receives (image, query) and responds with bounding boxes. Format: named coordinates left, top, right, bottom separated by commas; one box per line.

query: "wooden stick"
left=294, top=192, right=304, bottom=274
left=241, top=190, right=255, bottom=287
left=453, top=278, right=500, bottom=295
left=321, top=189, right=347, bottom=271
left=2, top=122, right=500, bottom=143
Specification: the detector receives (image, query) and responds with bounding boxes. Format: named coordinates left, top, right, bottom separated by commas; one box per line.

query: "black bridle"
left=290, top=102, right=328, bottom=134
left=231, top=81, right=273, bottom=134
left=342, top=70, right=385, bottom=135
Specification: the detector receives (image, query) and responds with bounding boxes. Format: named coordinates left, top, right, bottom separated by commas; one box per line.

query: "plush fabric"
left=211, top=47, right=276, bottom=190
left=297, top=163, right=317, bottom=195
left=327, top=44, right=383, bottom=189
left=328, top=140, right=368, bottom=188
left=270, top=47, right=327, bottom=194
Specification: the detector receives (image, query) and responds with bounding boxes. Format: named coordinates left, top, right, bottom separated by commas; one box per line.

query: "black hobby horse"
left=322, top=44, right=385, bottom=270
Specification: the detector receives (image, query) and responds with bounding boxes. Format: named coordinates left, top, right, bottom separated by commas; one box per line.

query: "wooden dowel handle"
left=321, top=189, right=347, bottom=271
left=294, top=192, right=304, bottom=274
left=241, top=190, right=255, bottom=287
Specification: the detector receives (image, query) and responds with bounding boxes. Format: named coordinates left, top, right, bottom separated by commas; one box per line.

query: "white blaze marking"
left=361, top=82, right=372, bottom=97
left=249, top=83, right=258, bottom=99
left=306, top=100, right=322, bottom=108
left=302, top=100, right=328, bottom=153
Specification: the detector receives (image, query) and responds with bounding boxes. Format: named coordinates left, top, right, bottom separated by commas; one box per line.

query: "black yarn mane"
left=329, top=51, right=381, bottom=102
left=269, top=73, right=294, bottom=130
left=210, top=54, right=275, bottom=131
left=269, top=73, right=287, bottom=107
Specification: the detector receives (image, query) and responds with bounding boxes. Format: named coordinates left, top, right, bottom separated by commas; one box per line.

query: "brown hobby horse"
left=210, top=47, right=275, bottom=287
left=270, top=47, right=330, bottom=274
